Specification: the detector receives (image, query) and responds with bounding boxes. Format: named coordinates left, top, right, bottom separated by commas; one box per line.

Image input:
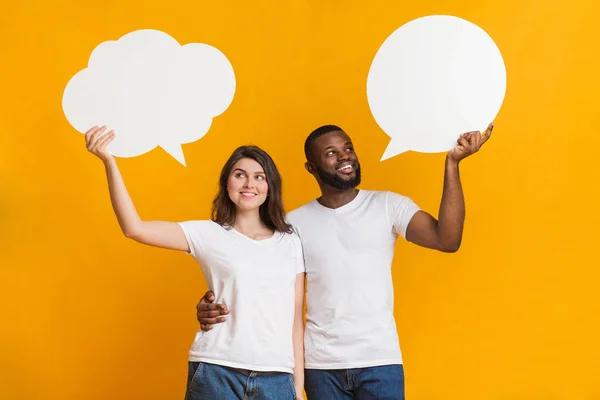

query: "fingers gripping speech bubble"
left=62, top=29, right=236, bottom=166
left=367, top=15, right=506, bottom=161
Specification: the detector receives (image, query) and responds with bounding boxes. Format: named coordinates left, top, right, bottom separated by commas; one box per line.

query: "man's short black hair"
left=304, top=124, right=344, bottom=161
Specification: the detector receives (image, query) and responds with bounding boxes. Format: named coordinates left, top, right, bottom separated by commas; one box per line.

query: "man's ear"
left=305, top=161, right=316, bottom=176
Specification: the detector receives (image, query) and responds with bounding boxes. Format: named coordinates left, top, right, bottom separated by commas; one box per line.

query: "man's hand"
left=196, top=290, right=229, bottom=332
left=447, top=122, right=494, bottom=163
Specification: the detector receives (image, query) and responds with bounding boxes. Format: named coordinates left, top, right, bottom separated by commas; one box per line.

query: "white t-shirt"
left=287, top=190, right=420, bottom=369
left=178, top=220, right=305, bottom=373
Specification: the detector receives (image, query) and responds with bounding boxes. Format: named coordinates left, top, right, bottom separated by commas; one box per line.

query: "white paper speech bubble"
left=62, top=29, right=236, bottom=166
left=367, top=15, right=506, bottom=161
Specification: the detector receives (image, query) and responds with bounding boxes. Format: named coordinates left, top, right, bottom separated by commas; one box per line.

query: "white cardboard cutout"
left=367, top=15, right=506, bottom=161
left=62, top=29, right=236, bottom=166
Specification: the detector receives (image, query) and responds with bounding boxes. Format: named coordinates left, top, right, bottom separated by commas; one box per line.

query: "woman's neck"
left=233, top=209, right=273, bottom=240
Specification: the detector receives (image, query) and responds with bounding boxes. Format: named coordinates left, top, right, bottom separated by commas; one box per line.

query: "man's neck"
left=317, top=187, right=359, bottom=209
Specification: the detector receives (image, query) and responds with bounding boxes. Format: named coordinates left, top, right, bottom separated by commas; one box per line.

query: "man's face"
left=308, top=130, right=361, bottom=190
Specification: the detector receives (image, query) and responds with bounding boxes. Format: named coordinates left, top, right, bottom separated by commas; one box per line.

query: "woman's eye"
left=256, top=175, right=265, bottom=181
left=236, top=173, right=245, bottom=178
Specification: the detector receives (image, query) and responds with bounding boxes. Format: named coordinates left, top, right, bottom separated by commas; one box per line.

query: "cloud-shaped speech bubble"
left=62, top=29, right=236, bottom=166
left=367, top=15, right=506, bottom=161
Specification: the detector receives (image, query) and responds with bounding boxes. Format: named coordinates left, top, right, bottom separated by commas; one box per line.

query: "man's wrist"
left=445, top=155, right=460, bottom=168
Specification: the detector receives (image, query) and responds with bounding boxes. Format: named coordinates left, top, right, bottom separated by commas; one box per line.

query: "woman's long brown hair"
left=211, top=145, right=292, bottom=234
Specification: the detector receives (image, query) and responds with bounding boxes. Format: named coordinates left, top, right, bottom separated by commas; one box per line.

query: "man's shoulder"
left=363, top=189, right=413, bottom=201
left=359, top=190, right=418, bottom=216
left=361, top=189, right=387, bottom=197
left=359, top=189, right=398, bottom=204
left=286, top=201, right=320, bottom=233
left=287, top=201, right=315, bottom=219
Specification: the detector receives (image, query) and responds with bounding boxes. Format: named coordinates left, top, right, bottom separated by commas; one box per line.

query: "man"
left=196, top=123, right=493, bottom=399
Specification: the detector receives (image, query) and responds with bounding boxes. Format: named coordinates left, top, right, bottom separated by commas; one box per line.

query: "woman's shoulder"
left=278, top=229, right=302, bottom=248
left=179, top=219, right=223, bottom=233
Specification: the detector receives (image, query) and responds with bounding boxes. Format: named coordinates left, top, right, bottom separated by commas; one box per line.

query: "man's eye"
left=346, top=147, right=354, bottom=153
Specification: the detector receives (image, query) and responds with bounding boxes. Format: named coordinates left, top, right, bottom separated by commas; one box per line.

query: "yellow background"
left=1, top=0, right=599, bottom=399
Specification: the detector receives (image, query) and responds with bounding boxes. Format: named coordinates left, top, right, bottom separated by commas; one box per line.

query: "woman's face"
left=226, top=157, right=269, bottom=212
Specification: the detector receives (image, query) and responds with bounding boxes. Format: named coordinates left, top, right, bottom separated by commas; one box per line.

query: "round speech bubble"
left=62, top=29, right=236, bottom=166
left=367, top=15, right=506, bottom=161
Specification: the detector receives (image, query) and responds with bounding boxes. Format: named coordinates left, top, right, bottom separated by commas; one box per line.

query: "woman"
left=85, top=126, right=305, bottom=400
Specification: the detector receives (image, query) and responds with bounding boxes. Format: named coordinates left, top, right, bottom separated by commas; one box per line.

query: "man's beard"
left=315, top=163, right=361, bottom=190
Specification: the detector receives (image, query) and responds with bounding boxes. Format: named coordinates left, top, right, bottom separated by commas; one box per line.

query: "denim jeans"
left=185, top=362, right=296, bottom=400
left=304, top=364, right=404, bottom=400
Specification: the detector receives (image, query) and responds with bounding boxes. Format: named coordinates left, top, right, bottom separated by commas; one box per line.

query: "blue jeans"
left=185, top=362, right=296, bottom=400
left=304, top=364, right=405, bottom=400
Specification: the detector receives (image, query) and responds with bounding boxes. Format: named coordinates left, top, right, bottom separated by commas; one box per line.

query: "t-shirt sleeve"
left=177, top=221, right=205, bottom=259
left=386, top=191, right=421, bottom=239
left=291, top=232, right=306, bottom=274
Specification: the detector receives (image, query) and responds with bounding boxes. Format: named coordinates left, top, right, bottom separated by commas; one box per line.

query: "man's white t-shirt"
left=287, top=190, right=420, bottom=369
left=178, top=220, right=305, bottom=373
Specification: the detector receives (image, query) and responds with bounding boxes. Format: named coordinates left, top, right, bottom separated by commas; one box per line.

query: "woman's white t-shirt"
left=178, top=220, right=305, bottom=373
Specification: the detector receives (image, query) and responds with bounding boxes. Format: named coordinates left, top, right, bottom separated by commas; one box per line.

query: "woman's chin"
left=234, top=199, right=266, bottom=211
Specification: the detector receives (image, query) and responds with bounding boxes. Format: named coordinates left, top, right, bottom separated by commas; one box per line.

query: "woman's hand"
left=85, top=125, right=115, bottom=164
